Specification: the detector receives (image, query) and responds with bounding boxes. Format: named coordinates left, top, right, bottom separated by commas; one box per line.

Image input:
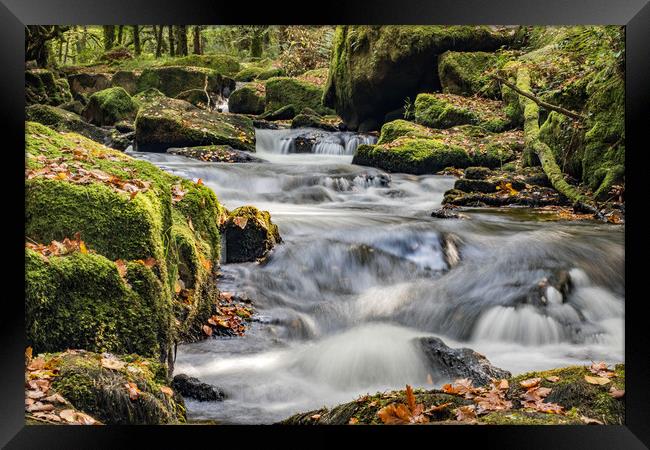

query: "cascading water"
left=130, top=128, right=624, bottom=424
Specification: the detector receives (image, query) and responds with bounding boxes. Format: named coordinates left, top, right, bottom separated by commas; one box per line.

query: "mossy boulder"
left=25, top=104, right=112, bottom=144
left=26, top=69, right=72, bottom=106
left=136, top=66, right=235, bottom=98
left=175, top=89, right=212, bottom=109
left=438, top=51, right=513, bottom=98
left=323, top=25, right=516, bottom=129
left=264, top=77, right=334, bottom=116
left=414, top=93, right=512, bottom=132
left=259, top=104, right=297, bottom=121
left=228, top=83, right=266, bottom=115
left=234, top=65, right=285, bottom=82
left=280, top=364, right=625, bottom=425
left=223, top=206, right=281, bottom=263
left=162, top=54, right=240, bottom=76
left=67, top=72, right=111, bottom=98
left=82, top=87, right=139, bottom=126
left=110, top=70, right=140, bottom=95
left=291, top=112, right=340, bottom=132
left=135, top=96, right=255, bottom=152
left=25, top=122, right=226, bottom=364
left=38, top=350, right=186, bottom=425
left=354, top=119, right=522, bottom=174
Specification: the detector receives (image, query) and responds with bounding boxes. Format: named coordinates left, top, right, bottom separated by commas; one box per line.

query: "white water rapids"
left=130, top=127, right=624, bottom=424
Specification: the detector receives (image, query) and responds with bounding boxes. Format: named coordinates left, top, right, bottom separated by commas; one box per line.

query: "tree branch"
left=492, top=74, right=586, bottom=121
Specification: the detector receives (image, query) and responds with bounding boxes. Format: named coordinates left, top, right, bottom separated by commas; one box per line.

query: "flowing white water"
left=130, top=128, right=625, bottom=424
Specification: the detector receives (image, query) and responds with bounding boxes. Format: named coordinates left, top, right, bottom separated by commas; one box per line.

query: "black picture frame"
left=2, top=0, right=648, bottom=447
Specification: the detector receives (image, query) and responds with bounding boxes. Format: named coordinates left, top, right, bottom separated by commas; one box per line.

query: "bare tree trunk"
left=117, top=25, right=124, bottom=45
left=63, top=36, right=69, bottom=64
left=168, top=25, right=175, bottom=57
left=154, top=25, right=164, bottom=57
left=193, top=25, right=202, bottom=54
left=103, top=25, right=116, bottom=50
left=133, top=25, right=141, bottom=56
left=176, top=25, right=188, bottom=56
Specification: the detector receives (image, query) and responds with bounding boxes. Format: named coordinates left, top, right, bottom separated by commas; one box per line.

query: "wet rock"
left=253, top=119, right=280, bottom=129
left=167, top=145, right=264, bottom=163
left=107, top=131, right=135, bottom=151
left=416, top=336, right=511, bottom=386
left=110, top=70, right=139, bottom=95
left=171, top=374, right=225, bottom=402
left=431, top=208, right=467, bottom=219
left=228, top=83, right=265, bottom=115
left=440, top=232, right=463, bottom=268
left=135, top=96, right=255, bottom=152
left=67, top=72, right=111, bottom=99
left=464, top=166, right=492, bottom=180
left=455, top=178, right=497, bottom=194
left=291, top=112, right=339, bottom=132
left=259, top=104, right=297, bottom=121
left=223, top=206, right=282, bottom=263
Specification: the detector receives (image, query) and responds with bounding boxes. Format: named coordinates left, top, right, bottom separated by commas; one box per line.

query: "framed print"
left=1, top=0, right=648, bottom=447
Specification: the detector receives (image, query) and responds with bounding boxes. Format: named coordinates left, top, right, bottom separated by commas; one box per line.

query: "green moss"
left=25, top=250, right=171, bottom=358
left=25, top=104, right=111, bottom=144
left=26, top=69, right=71, bottom=106
left=25, top=122, right=227, bottom=362
left=264, top=77, right=334, bottom=115
left=161, top=54, right=240, bottom=75
left=48, top=350, right=185, bottom=424
left=136, top=66, right=230, bottom=98
left=82, top=87, right=139, bottom=126
left=135, top=96, right=255, bottom=152
left=438, top=51, right=511, bottom=98
left=324, top=25, right=515, bottom=129
left=228, top=84, right=265, bottom=115
left=539, top=111, right=584, bottom=179
left=414, top=93, right=511, bottom=132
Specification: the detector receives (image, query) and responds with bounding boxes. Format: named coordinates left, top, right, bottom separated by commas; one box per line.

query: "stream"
left=130, top=127, right=624, bottom=424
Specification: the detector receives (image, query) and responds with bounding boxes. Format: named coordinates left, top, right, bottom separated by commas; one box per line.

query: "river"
left=129, top=127, right=624, bottom=424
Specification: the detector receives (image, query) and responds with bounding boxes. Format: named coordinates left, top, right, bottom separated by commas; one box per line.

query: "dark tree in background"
left=117, top=25, right=124, bottom=45
left=103, top=25, right=115, bottom=50
left=193, top=25, right=202, bottom=54
left=25, top=25, right=69, bottom=67
left=168, top=25, right=176, bottom=56
left=133, top=25, right=141, bottom=56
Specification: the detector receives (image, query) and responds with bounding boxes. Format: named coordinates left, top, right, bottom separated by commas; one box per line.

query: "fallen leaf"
left=202, top=325, right=213, bottom=336
left=233, top=216, right=248, bottom=229
left=59, top=409, right=77, bottom=423
left=101, top=357, right=126, bottom=371
left=114, top=259, right=128, bottom=279
left=26, top=402, right=55, bottom=413
left=546, top=376, right=560, bottom=383
left=125, top=382, right=140, bottom=401
left=160, top=386, right=174, bottom=397
left=455, top=405, right=477, bottom=422
left=28, top=358, right=46, bottom=371
left=584, top=375, right=611, bottom=385
left=377, top=403, right=413, bottom=424
left=348, top=417, right=359, bottom=425
left=310, top=414, right=321, bottom=420
left=608, top=387, right=625, bottom=399
left=581, top=415, right=604, bottom=425
left=519, top=377, right=542, bottom=389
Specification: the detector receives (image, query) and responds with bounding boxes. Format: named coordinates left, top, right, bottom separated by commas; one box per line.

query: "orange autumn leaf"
left=160, top=386, right=174, bottom=397
left=202, top=325, right=213, bottom=336
left=125, top=382, right=140, bottom=401
left=584, top=375, right=611, bottom=385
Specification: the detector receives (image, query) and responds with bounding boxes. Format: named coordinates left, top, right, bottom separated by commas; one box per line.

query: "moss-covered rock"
left=228, top=83, right=265, bottom=115
left=259, top=104, right=297, bottom=121
left=280, top=364, right=625, bottom=425
left=354, top=119, right=522, bottom=174
left=82, top=87, right=139, bottom=126
left=40, top=350, right=186, bottom=425
left=323, top=25, right=516, bottom=129
left=539, top=111, right=585, bottom=180
left=438, top=51, right=513, bottom=98
left=136, top=66, right=235, bottom=98
left=223, top=206, right=281, bottom=263
left=67, top=72, right=111, bottom=99
left=110, top=70, right=140, bottom=95
left=234, top=65, right=285, bottom=82
left=291, top=111, right=340, bottom=131
left=25, top=104, right=112, bottom=144
left=174, top=89, right=212, bottom=109
left=25, top=122, right=226, bottom=364
left=414, top=93, right=512, bottom=132
left=162, top=54, right=240, bottom=75
left=264, top=77, right=334, bottom=115
left=135, top=96, right=255, bottom=152
left=26, top=69, right=72, bottom=106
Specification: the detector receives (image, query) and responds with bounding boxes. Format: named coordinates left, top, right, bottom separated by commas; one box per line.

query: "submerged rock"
left=168, top=145, right=264, bottom=163
left=134, top=96, right=255, bottom=152
left=171, top=374, right=225, bottom=402
left=223, top=206, right=282, bottom=263
left=416, top=336, right=510, bottom=386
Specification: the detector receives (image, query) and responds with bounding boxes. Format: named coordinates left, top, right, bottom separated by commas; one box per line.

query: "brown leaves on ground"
left=455, top=405, right=478, bottom=422
left=26, top=232, right=90, bottom=258
left=377, top=385, right=429, bottom=424
left=496, top=181, right=519, bottom=196
left=26, top=160, right=150, bottom=200
left=124, top=382, right=141, bottom=401
left=444, top=378, right=512, bottom=418
left=172, top=184, right=187, bottom=204
left=584, top=361, right=618, bottom=386
left=25, top=348, right=100, bottom=425
left=202, top=291, right=254, bottom=338
left=608, top=386, right=625, bottom=399
left=519, top=377, right=565, bottom=415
